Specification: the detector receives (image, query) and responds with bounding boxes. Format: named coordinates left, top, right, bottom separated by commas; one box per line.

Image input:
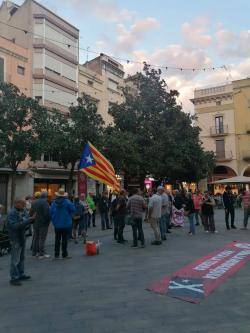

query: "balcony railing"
left=210, top=125, right=228, bottom=136
left=215, top=151, right=233, bottom=161
left=28, top=160, right=65, bottom=170
left=243, top=150, right=250, bottom=162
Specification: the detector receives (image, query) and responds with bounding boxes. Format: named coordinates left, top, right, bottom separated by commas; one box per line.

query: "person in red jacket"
left=192, top=190, right=203, bottom=226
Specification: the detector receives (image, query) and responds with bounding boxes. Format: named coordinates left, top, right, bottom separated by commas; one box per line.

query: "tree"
left=104, top=65, right=215, bottom=188
left=0, top=83, right=48, bottom=204
left=43, top=94, right=104, bottom=194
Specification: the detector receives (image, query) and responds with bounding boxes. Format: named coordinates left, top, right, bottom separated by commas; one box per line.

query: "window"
left=216, top=100, right=221, bottom=106
left=88, top=80, right=93, bottom=86
left=108, top=79, right=118, bottom=91
left=35, top=96, right=42, bottom=102
left=17, top=65, right=25, bottom=75
left=0, top=58, right=4, bottom=82
left=45, top=67, right=60, bottom=76
left=216, top=139, right=225, bottom=158
left=215, top=116, right=224, bottom=134
left=43, top=154, right=57, bottom=162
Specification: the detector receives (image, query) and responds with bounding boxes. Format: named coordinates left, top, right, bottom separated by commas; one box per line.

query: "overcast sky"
left=14, top=0, right=250, bottom=111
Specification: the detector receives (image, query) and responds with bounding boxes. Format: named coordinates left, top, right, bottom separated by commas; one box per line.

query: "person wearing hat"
left=50, top=189, right=76, bottom=259
left=222, top=186, right=236, bottom=230
left=34, top=192, right=41, bottom=199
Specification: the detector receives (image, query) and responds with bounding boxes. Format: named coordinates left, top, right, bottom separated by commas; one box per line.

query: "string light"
left=0, top=20, right=226, bottom=73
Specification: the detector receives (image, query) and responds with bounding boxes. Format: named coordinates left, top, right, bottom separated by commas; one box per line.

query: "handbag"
left=125, top=214, right=134, bottom=226
left=184, top=210, right=189, bottom=216
left=73, top=215, right=81, bottom=221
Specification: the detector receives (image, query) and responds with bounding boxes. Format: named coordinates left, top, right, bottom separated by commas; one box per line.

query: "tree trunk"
left=11, top=170, right=17, bottom=206
left=139, top=173, right=146, bottom=191
left=67, top=162, right=76, bottom=196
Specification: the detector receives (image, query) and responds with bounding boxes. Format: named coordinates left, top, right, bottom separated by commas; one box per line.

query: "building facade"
left=78, top=63, right=104, bottom=111
left=0, top=0, right=79, bottom=111
left=232, top=78, right=250, bottom=177
left=0, top=34, right=32, bottom=95
left=192, top=79, right=250, bottom=193
left=0, top=35, right=32, bottom=210
left=84, top=53, right=124, bottom=123
left=0, top=0, right=79, bottom=206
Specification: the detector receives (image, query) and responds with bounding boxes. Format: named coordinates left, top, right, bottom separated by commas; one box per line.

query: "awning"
left=211, top=176, right=250, bottom=184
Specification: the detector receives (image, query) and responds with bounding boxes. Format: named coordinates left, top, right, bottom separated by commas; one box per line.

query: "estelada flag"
left=79, top=142, right=120, bottom=191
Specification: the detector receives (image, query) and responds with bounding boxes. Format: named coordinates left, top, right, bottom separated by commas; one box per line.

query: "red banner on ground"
left=147, top=241, right=250, bottom=303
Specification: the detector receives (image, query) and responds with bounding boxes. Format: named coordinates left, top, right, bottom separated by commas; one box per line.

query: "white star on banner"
left=86, top=155, right=93, bottom=164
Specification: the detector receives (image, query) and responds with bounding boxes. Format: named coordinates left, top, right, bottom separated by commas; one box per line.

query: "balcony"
left=28, top=160, right=65, bottom=170
left=215, top=151, right=233, bottom=162
left=210, top=125, right=228, bottom=136
left=243, top=150, right=250, bottom=162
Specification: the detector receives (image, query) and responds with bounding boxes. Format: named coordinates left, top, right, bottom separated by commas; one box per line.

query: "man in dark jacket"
left=7, top=199, right=36, bottom=286
left=223, top=186, right=236, bottom=230
left=50, top=189, right=75, bottom=259
left=99, top=190, right=111, bottom=230
left=30, top=191, right=51, bottom=259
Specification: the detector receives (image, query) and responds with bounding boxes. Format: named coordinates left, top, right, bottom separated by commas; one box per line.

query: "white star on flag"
left=86, top=155, right=93, bottom=164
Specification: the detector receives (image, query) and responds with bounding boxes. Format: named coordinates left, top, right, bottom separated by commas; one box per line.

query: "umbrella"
left=211, top=176, right=250, bottom=184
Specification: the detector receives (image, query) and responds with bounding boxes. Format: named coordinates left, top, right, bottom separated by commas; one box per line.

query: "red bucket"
left=85, top=241, right=97, bottom=256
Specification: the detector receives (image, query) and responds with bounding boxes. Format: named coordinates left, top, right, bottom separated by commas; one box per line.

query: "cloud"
left=181, top=17, right=212, bottom=48
left=52, top=0, right=136, bottom=22
left=114, top=17, right=160, bottom=53
left=216, top=28, right=250, bottom=58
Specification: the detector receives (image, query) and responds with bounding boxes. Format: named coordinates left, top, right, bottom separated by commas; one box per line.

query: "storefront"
left=34, top=179, right=68, bottom=202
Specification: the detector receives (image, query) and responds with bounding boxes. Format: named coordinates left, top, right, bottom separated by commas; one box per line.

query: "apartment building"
left=78, top=63, right=104, bottom=111
left=0, top=0, right=79, bottom=205
left=0, top=34, right=31, bottom=94
left=192, top=79, right=250, bottom=192
left=0, top=0, right=79, bottom=112
left=0, top=35, right=32, bottom=210
left=83, top=53, right=124, bottom=123
left=233, top=78, right=250, bottom=177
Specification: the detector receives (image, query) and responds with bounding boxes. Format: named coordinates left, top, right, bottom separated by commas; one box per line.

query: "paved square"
left=1, top=209, right=250, bottom=333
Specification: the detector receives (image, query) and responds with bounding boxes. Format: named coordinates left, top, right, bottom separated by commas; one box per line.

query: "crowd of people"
left=1, top=185, right=250, bottom=286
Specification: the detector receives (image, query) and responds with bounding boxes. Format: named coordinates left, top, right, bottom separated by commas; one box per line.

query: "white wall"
left=44, top=83, right=76, bottom=106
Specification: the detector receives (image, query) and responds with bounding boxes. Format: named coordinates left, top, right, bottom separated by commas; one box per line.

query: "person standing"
left=148, top=188, right=162, bottom=245
left=7, top=199, right=36, bottom=286
left=30, top=191, right=50, bottom=259
left=127, top=188, right=146, bottom=248
left=77, top=193, right=89, bottom=238
left=99, top=191, right=111, bottom=230
left=110, top=193, right=118, bottom=239
left=192, top=190, right=203, bottom=226
left=201, top=192, right=217, bottom=233
left=25, top=195, right=33, bottom=237
left=241, top=189, right=250, bottom=230
left=86, top=192, right=96, bottom=227
left=223, top=186, right=237, bottom=230
left=185, top=192, right=196, bottom=235
left=115, top=190, right=127, bottom=244
left=158, top=187, right=169, bottom=241
left=50, top=189, right=76, bottom=259
left=172, top=190, right=185, bottom=227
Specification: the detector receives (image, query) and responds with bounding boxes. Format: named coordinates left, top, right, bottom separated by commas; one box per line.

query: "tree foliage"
left=41, top=94, right=105, bottom=193
left=0, top=83, right=47, bottom=202
left=104, top=65, right=215, bottom=186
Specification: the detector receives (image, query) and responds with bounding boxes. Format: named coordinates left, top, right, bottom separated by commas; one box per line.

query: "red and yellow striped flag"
left=79, top=142, right=120, bottom=191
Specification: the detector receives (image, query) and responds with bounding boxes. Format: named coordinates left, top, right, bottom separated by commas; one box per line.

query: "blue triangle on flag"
left=78, top=143, right=96, bottom=170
